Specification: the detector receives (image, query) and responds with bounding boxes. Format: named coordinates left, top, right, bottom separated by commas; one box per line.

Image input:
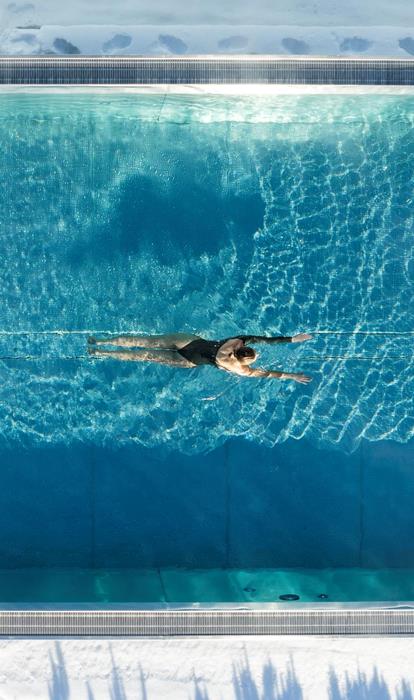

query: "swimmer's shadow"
left=67, top=174, right=263, bottom=266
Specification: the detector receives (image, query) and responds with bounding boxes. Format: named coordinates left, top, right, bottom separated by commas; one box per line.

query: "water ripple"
left=0, top=94, right=413, bottom=453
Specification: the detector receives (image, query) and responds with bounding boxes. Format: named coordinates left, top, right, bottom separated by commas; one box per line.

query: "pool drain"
left=279, top=594, right=300, bottom=601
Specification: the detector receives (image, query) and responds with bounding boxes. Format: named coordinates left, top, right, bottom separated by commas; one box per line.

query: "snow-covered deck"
left=1, top=636, right=414, bottom=699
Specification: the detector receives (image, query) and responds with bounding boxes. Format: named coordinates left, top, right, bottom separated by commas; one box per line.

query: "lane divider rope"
left=0, top=330, right=412, bottom=336
left=0, top=355, right=410, bottom=362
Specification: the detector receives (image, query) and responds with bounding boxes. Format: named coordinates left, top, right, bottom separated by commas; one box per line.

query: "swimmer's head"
left=235, top=345, right=257, bottom=365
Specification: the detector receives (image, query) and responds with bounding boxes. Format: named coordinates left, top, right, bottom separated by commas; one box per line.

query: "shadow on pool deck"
left=45, top=640, right=414, bottom=700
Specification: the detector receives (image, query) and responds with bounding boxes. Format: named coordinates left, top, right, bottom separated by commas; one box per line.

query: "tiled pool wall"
left=1, top=440, right=413, bottom=572
left=1, top=56, right=414, bottom=85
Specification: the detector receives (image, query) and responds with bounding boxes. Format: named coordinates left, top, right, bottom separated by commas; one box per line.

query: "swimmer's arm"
left=238, top=333, right=312, bottom=344
left=239, top=366, right=312, bottom=383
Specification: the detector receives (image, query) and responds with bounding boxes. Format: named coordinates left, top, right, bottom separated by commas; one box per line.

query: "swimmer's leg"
left=89, top=333, right=201, bottom=350
left=88, top=347, right=195, bottom=368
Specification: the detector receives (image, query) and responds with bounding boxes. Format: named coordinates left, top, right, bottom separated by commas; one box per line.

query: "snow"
left=0, top=636, right=413, bottom=698
left=0, top=0, right=413, bottom=28
left=1, top=0, right=414, bottom=57
left=1, top=24, right=414, bottom=57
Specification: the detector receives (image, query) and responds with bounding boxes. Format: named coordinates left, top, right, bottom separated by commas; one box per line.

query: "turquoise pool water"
left=0, top=93, right=413, bottom=603
left=1, top=93, right=414, bottom=453
left=0, top=567, right=413, bottom=604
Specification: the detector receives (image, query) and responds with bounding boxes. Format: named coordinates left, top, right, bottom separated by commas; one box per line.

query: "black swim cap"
left=235, top=346, right=256, bottom=360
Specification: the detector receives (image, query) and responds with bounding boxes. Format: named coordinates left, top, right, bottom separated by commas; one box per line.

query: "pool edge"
left=1, top=55, right=414, bottom=87
left=0, top=605, right=414, bottom=637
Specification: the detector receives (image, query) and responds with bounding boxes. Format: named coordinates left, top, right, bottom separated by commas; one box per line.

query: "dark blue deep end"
left=0, top=438, right=413, bottom=569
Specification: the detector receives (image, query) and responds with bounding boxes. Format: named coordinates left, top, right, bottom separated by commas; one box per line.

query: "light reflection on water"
left=0, top=94, right=413, bottom=453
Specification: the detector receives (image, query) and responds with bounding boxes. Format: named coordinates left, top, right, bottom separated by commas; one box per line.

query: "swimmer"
left=88, top=332, right=313, bottom=383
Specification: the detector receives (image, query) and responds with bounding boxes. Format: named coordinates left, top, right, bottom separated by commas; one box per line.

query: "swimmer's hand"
left=292, top=333, right=312, bottom=343
left=280, top=372, right=312, bottom=384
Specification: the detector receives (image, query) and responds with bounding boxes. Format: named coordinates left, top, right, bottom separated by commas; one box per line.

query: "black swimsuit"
left=177, top=335, right=292, bottom=367
left=177, top=338, right=222, bottom=366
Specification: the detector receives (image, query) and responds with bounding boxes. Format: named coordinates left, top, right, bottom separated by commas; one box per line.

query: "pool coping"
left=1, top=55, right=414, bottom=87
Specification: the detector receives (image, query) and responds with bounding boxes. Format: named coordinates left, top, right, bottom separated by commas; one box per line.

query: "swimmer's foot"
left=88, top=336, right=107, bottom=346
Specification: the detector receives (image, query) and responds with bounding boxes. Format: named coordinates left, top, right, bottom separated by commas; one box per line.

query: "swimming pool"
left=0, top=91, right=413, bottom=604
